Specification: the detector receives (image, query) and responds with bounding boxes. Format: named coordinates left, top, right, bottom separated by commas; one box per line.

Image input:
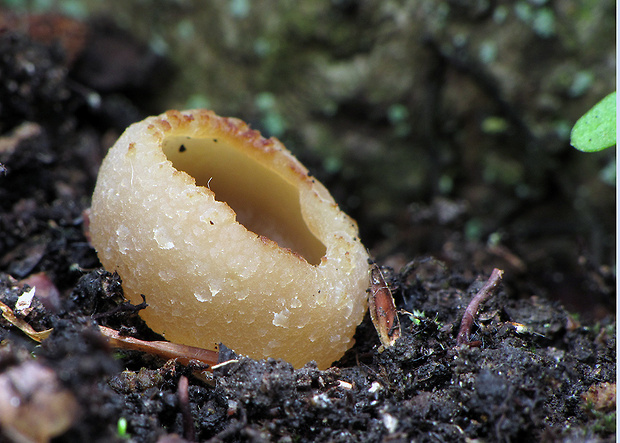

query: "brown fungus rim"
left=148, top=110, right=327, bottom=265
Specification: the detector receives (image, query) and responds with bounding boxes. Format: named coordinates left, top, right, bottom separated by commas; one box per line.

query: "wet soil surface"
left=0, top=16, right=615, bottom=443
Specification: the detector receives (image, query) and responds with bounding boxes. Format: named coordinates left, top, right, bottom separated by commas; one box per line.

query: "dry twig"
left=98, top=325, right=219, bottom=368
left=456, top=268, right=504, bottom=346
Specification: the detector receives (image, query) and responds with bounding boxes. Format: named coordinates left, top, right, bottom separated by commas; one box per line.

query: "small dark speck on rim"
left=179, top=145, right=187, bottom=152
left=213, top=138, right=218, bottom=142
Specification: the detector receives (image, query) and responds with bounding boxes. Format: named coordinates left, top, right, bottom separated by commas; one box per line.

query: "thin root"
left=178, top=375, right=196, bottom=442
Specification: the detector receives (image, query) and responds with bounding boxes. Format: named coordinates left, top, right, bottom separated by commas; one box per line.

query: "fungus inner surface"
left=162, top=136, right=326, bottom=265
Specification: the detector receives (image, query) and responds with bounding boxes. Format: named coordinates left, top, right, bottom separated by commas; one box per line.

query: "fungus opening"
left=162, top=136, right=327, bottom=265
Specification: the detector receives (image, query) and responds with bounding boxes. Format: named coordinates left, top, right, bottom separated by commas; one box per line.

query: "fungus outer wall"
left=90, top=109, right=370, bottom=369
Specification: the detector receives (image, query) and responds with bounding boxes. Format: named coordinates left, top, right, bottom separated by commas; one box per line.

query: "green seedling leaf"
left=570, top=91, right=616, bottom=152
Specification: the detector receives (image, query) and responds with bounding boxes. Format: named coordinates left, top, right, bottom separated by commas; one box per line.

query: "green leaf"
left=570, top=91, right=616, bottom=152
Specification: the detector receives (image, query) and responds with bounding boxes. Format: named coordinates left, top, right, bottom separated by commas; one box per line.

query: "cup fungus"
left=90, top=109, right=370, bottom=369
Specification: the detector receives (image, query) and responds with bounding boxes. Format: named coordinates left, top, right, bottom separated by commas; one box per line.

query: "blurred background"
left=1, top=0, right=615, bottom=319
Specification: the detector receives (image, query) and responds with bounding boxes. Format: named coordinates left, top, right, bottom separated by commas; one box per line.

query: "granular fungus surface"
left=90, top=109, right=370, bottom=369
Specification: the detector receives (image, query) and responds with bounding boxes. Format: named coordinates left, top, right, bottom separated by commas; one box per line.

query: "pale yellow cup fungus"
left=90, top=109, right=370, bottom=369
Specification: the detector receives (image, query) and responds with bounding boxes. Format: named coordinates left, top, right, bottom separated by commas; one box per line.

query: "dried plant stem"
left=456, top=268, right=504, bottom=345
left=98, top=325, right=219, bottom=368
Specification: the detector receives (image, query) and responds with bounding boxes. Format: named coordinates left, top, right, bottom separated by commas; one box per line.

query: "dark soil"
left=0, top=10, right=615, bottom=443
